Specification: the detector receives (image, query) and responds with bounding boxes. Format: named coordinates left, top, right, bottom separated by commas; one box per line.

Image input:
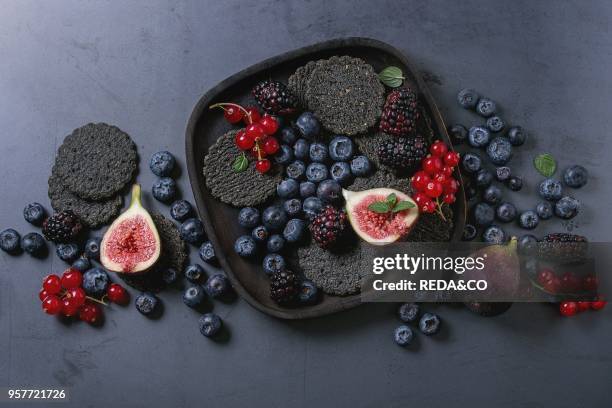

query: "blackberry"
left=538, top=233, right=588, bottom=264
left=309, top=205, right=347, bottom=249
left=379, top=87, right=420, bottom=137
left=377, top=136, right=428, bottom=171
left=269, top=269, right=299, bottom=305
left=252, top=80, right=297, bottom=115
left=42, top=210, right=83, bottom=243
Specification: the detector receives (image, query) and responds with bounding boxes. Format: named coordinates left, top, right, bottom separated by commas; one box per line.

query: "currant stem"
left=209, top=102, right=252, bottom=124
left=435, top=198, right=447, bottom=221
left=86, top=296, right=108, bottom=307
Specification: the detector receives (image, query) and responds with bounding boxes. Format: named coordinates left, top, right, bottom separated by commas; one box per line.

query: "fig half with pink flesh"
left=100, top=184, right=161, bottom=273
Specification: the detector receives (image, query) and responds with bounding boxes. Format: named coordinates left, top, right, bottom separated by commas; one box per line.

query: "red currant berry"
left=107, top=283, right=129, bottom=305
left=430, top=141, right=448, bottom=157
left=67, top=287, right=86, bottom=307
left=583, top=274, right=599, bottom=292
left=262, top=137, right=280, bottom=155
left=412, top=192, right=429, bottom=208
left=542, top=276, right=561, bottom=294
left=244, top=106, right=261, bottom=124
left=442, top=193, right=456, bottom=204
left=79, top=303, right=102, bottom=324
left=443, top=151, right=460, bottom=167
left=255, top=159, right=271, bottom=174
left=39, top=288, right=50, bottom=302
left=259, top=114, right=279, bottom=135
left=249, top=144, right=266, bottom=159
left=43, top=275, right=62, bottom=295
left=61, top=268, right=82, bottom=289
left=577, top=301, right=591, bottom=312
left=560, top=272, right=581, bottom=293
left=422, top=156, right=443, bottom=175
left=62, top=297, right=80, bottom=317
left=559, top=301, right=578, bottom=317
left=443, top=178, right=459, bottom=194
left=223, top=105, right=243, bottom=124
left=433, top=172, right=447, bottom=184
left=42, top=295, right=62, bottom=315
left=591, top=296, right=607, bottom=311
left=246, top=123, right=266, bottom=141
left=537, top=268, right=555, bottom=285
left=441, top=166, right=454, bottom=177
left=424, top=181, right=444, bottom=198
left=235, top=129, right=255, bottom=150
left=421, top=201, right=436, bottom=213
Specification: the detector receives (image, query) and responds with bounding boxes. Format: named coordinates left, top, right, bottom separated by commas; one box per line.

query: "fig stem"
left=130, top=184, right=142, bottom=207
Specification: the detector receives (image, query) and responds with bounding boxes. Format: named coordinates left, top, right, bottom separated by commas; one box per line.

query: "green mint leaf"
left=378, top=66, right=404, bottom=88
left=392, top=201, right=416, bottom=212
left=233, top=153, right=248, bottom=173
left=368, top=202, right=391, bottom=213
left=534, top=153, right=556, bottom=177
left=386, top=193, right=397, bottom=206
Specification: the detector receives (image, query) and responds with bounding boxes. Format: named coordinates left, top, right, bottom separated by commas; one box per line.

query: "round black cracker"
left=48, top=171, right=122, bottom=228
left=119, top=213, right=187, bottom=293
left=348, top=169, right=409, bottom=193
left=203, top=129, right=281, bottom=207
left=288, top=60, right=320, bottom=109
left=305, top=57, right=385, bottom=136
left=54, top=123, right=138, bottom=200
left=354, top=131, right=395, bottom=170
left=407, top=206, right=454, bottom=242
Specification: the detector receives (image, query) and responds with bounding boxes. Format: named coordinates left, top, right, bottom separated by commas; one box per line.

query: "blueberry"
left=309, top=142, right=329, bottom=163
left=462, top=152, right=482, bottom=173
left=554, top=196, right=580, bottom=219
left=56, top=243, right=80, bottom=263
left=251, top=225, right=269, bottom=243
left=263, top=254, right=286, bottom=275
left=518, top=234, right=538, bottom=256
left=457, top=89, right=480, bottom=109
left=398, top=303, right=420, bottom=322
left=180, top=218, right=205, bottom=244
left=283, top=218, right=306, bottom=243
left=476, top=97, right=497, bottom=117
left=305, top=162, right=328, bottom=183
left=281, top=127, right=298, bottom=145
left=135, top=292, right=158, bottom=315
left=495, top=166, right=512, bottom=182
left=535, top=202, right=553, bottom=220
left=419, top=313, right=441, bottom=335
left=486, top=137, right=513, bottom=165
left=538, top=179, right=562, bottom=201
left=300, top=181, right=317, bottom=198
left=507, top=176, right=523, bottom=191
left=262, top=206, right=288, bottom=231
left=468, top=126, right=491, bottom=147
left=183, top=285, right=206, bottom=308
left=298, top=280, right=318, bottom=304
left=496, top=202, right=517, bottom=223
left=23, top=203, right=46, bottom=225
left=486, top=116, right=505, bottom=133
left=199, top=241, right=216, bottom=263
left=149, top=151, right=175, bottom=177
left=234, top=235, right=257, bottom=257
left=462, top=224, right=477, bottom=241
left=266, top=234, right=285, bottom=253
left=293, top=139, right=310, bottom=160
left=184, top=264, right=204, bottom=282
left=72, top=257, right=91, bottom=272
left=563, top=165, right=588, bottom=188
left=82, top=268, right=109, bottom=297
left=152, top=177, right=177, bottom=203
left=275, top=144, right=294, bottom=165
left=20, top=232, right=46, bottom=255
left=328, top=136, right=354, bottom=161
left=519, top=210, right=539, bottom=230
left=199, top=313, right=222, bottom=337
left=473, top=203, right=495, bottom=226
left=317, top=179, right=342, bottom=204
left=448, top=124, right=468, bottom=144
left=238, top=207, right=260, bottom=228
left=303, top=197, right=324, bottom=219
left=475, top=169, right=493, bottom=188
left=483, top=225, right=507, bottom=244
left=286, top=160, right=306, bottom=180
left=330, top=162, right=352, bottom=186
left=0, top=229, right=20, bottom=253
left=84, top=237, right=101, bottom=260
left=350, top=156, right=371, bottom=177
left=295, top=112, right=320, bottom=139
left=506, top=126, right=526, bottom=146
left=394, top=325, right=414, bottom=346
left=277, top=178, right=299, bottom=199
left=483, top=185, right=502, bottom=205
left=205, top=274, right=230, bottom=298
left=170, top=200, right=193, bottom=222
left=162, top=268, right=178, bottom=285
left=283, top=198, right=302, bottom=217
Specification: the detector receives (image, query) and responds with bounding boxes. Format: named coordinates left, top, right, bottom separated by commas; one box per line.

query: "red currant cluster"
left=536, top=269, right=607, bottom=316
left=39, top=268, right=129, bottom=324
left=410, top=140, right=460, bottom=217
left=211, top=102, right=280, bottom=173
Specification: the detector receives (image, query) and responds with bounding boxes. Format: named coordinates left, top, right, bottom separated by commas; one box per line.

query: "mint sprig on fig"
left=368, top=193, right=415, bottom=214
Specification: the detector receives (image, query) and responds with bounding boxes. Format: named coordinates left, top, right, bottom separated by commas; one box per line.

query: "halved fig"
left=100, top=184, right=161, bottom=273
left=343, top=188, right=419, bottom=246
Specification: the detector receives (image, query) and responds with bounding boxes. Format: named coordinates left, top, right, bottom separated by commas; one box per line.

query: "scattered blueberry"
left=475, top=169, right=493, bottom=188
left=162, top=268, right=178, bottom=285
left=0, top=229, right=20, bottom=253
left=152, top=177, right=177, bottom=203
left=293, top=139, right=310, bottom=160
left=205, top=274, right=230, bottom=298
left=300, top=181, right=317, bottom=198
left=495, top=166, right=512, bottom=182
left=305, top=162, right=328, bottom=183
left=535, top=202, right=553, bottom=220
left=262, top=206, right=288, bottom=231
left=554, top=196, right=580, bottom=219
left=283, top=198, right=302, bottom=218
left=317, top=179, right=342, bottom=204
left=538, top=179, right=563, bottom=201
left=563, top=165, right=588, bottom=188
left=350, top=156, right=371, bottom=177
left=496, top=202, right=517, bottom=223
left=277, top=178, right=299, bottom=199
left=251, top=225, right=269, bottom=243
left=462, top=152, right=482, bottom=173
left=199, top=313, right=222, bottom=337
left=170, top=200, right=193, bottom=222
left=238, top=207, right=260, bottom=228
left=298, top=280, right=318, bottom=304
left=398, top=303, right=420, bottom=322
left=483, top=185, right=502, bottom=205
left=183, top=285, right=206, bottom=308
left=263, top=254, right=286, bottom=275
left=473, top=203, right=495, bottom=226
left=84, top=237, right=101, bottom=260
left=486, top=116, right=505, bottom=133
left=283, top=218, right=306, bottom=243
left=72, top=257, right=91, bottom=272
left=476, top=97, right=497, bottom=117
left=20, top=232, right=46, bottom=256
left=448, top=124, right=468, bottom=144
left=394, top=325, right=414, bottom=347
left=419, top=313, right=441, bottom=335
left=518, top=234, right=538, bottom=256
left=275, top=144, right=294, bottom=165
left=135, top=292, right=158, bottom=315
left=486, top=137, right=513, bottom=165
left=328, top=136, right=354, bottom=161
left=519, top=210, right=539, bottom=230
left=281, top=127, right=298, bottom=145
left=180, top=218, right=205, bottom=244
left=199, top=241, right=216, bottom=263
left=23, top=203, right=46, bottom=225
left=295, top=112, right=320, bottom=139
left=457, top=89, right=480, bottom=109
left=149, top=151, right=175, bottom=177
left=267, top=234, right=285, bottom=253
left=506, top=126, right=526, bottom=146
left=468, top=126, right=491, bottom=148
left=462, top=224, right=477, bottom=241
left=184, top=264, right=204, bottom=282
left=483, top=225, right=507, bottom=244
left=507, top=176, right=523, bottom=191
left=286, top=160, right=306, bottom=180
left=330, top=162, right=352, bottom=186
left=56, top=243, right=80, bottom=263
left=309, top=142, right=329, bottom=163
left=303, top=197, right=324, bottom=219
left=234, top=235, right=257, bottom=257
left=82, top=268, right=110, bottom=297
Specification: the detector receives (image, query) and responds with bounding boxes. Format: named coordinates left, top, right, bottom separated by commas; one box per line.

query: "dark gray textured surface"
left=1, top=1, right=611, bottom=407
